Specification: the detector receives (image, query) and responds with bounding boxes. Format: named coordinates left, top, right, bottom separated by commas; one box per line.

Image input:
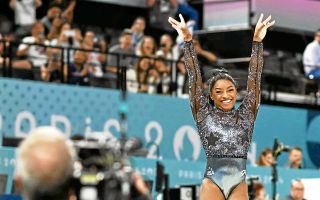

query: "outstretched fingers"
left=266, top=20, right=275, bottom=28
left=171, top=23, right=179, bottom=31
left=257, top=13, right=264, bottom=24
left=168, top=17, right=179, bottom=26
left=262, top=15, right=272, bottom=26
left=179, top=14, right=185, bottom=25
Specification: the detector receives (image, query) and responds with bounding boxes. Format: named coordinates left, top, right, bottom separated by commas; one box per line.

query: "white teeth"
left=222, top=100, right=231, bottom=103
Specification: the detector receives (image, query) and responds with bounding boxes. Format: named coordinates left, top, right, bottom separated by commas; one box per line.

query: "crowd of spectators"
left=0, top=0, right=206, bottom=96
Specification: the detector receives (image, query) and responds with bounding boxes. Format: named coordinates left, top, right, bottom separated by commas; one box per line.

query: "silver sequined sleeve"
left=238, top=41, right=263, bottom=122
left=183, top=41, right=209, bottom=123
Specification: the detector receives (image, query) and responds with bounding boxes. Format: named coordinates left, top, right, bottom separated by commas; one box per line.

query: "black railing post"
left=66, top=47, right=71, bottom=83
left=116, top=54, right=121, bottom=89
left=60, top=47, right=65, bottom=83
left=8, top=41, right=13, bottom=77
left=2, top=40, right=7, bottom=76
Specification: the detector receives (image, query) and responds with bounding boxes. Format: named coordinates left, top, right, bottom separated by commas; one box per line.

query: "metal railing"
left=1, top=39, right=318, bottom=107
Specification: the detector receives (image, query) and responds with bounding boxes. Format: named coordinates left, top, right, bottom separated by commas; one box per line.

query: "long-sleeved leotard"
left=183, top=40, right=263, bottom=199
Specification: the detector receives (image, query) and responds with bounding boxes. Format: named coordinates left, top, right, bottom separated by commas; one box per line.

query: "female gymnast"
left=168, top=14, right=275, bottom=200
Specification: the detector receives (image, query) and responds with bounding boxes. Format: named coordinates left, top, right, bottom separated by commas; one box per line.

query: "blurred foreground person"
left=284, top=179, right=306, bottom=200
left=15, top=126, right=75, bottom=200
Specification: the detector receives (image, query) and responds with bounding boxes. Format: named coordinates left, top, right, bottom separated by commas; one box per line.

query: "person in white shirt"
left=303, top=29, right=320, bottom=79
left=15, top=22, right=49, bottom=70
left=9, top=0, right=42, bottom=38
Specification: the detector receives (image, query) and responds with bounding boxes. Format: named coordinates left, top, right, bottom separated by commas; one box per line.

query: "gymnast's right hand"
left=168, top=14, right=192, bottom=42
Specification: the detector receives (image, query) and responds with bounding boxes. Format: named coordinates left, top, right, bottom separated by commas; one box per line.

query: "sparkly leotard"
left=183, top=41, right=263, bottom=199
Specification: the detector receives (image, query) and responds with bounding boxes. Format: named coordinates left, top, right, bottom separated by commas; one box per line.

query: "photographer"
left=40, top=47, right=67, bottom=82
left=14, top=126, right=75, bottom=200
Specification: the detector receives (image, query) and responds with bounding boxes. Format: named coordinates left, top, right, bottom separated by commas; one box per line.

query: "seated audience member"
left=41, top=47, right=67, bottom=82
left=68, top=50, right=90, bottom=85
left=155, top=34, right=177, bottom=94
left=0, top=33, right=9, bottom=68
left=107, top=29, right=135, bottom=72
left=156, top=34, right=174, bottom=60
left=15, top=22, right=49, bottom=70
left=154, top=56, right=171, bottom=94
left=15, top=126, right=75, bottom=200
left=303, top=29, right=320, bottom=79
left=256, top=148, right=273, bottom=167
left=50, top=22, right=81, bottom=65
left=82, top=31, right=104, bottom=77
left=284, top=179, right=306, bottom=200
left=136, top=36, right=158, bottom=93
left=193, top=39, right=217, bottom=83
left=107, top=29, right=136, bottom=90
left=176, top=54, right=188, bottom=96
left=287, top=147, right=303, bottom=169
left=130, top=17, right=146, bottom=50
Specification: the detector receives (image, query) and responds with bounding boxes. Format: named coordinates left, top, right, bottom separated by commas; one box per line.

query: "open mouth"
left=221, top=99, right=232, bottom=104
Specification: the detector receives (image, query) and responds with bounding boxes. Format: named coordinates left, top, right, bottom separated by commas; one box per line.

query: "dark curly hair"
left=207, top=68, right=238, bottom=93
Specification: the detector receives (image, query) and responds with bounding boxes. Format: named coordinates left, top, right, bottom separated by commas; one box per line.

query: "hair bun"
left=211, top=68, right=229, bottom=77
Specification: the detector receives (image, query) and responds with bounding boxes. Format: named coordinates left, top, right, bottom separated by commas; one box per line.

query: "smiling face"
left=262, top=152, right=273, bottom=166
left=211, top=79, right=237, bottom=111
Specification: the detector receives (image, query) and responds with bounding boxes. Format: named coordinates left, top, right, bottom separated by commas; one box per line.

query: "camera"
left=64, top=30, right=76, bottom=38
left=70, top=138, right=150, bottom=200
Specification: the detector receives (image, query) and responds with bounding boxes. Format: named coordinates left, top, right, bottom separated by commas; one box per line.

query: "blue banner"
left=1, top=78, right=320, bottom=169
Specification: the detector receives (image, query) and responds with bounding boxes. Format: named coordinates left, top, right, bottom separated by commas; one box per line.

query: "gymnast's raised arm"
left=240, top=14, right=275, bottom=121
left=168, top=14, right=208, bottom=123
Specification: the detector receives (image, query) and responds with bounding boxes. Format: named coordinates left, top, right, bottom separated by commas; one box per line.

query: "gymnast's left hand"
left=253, top=13, right=275, bottom=42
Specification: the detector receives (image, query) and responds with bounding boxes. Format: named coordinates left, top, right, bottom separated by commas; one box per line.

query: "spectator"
left=15, top=126, right=75, bottom=200
left=303, top=29, right=320, bottom=79
left=287, top=147, right=303, bottom=169
left=193, top=39, right=217, bottom=83
left=177, top=0, right=199, bottom=30
left=107, top=29, right=136, bottom=90
left=0, top=33, right=9, bottom=69
left=83, top=31, right=104, bottom=77
left=256, top=148, right=273, bottom=167
left=176, top=54, right=188, bottom=96
left=41, top=5, right=62, bottom=36
left=147, top=0, right=178, bottom=32
left=9, top=0, right=42, bottom=38
left=41, top=47, right=67, bottom=82
left=156, top=34, right=174, bottom=60
left=50, top=0, right=77, bottom=24
left=131, top=17, right=146, bottom=50
left=154, top=56, right=171, bottom=94
left=284, top=179, right=306, bottom=200
left=252, top=181, right=268, bottom=200
left=50, top=23, right=81, bottom=64
left=155, top=34, right=175, bottom=94
left=68, top=50, right=90, bottom=85
left=15, top=22, right=48, bottom=71
left=136, top=36, right=158, bottom=93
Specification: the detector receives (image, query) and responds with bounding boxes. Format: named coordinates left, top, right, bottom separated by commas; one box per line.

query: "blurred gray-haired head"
left=15, top=126, right=75, bottom=200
